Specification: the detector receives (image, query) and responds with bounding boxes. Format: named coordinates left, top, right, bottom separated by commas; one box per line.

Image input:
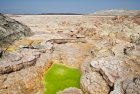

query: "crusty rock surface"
left=80, top=72, right=110, bottom=94
left=110, top=75, right=140, bottom=94
left=0, top=48, right=50, bottom=94
left=0, top=49, right=44, bottom=74
left=57, top=87, right=83, bottom=94
left=80, top=15, right=140, bottom=94
left=90, top=56, right=140, bottom=83
left=81, top=40, right=140, bottom=94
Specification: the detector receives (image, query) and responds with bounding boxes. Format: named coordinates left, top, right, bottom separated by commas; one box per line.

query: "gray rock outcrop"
left=0, top=13, right=32, bottom=47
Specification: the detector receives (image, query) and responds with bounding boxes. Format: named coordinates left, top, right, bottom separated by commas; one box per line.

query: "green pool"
left=43, top=63, right=81, bottom=94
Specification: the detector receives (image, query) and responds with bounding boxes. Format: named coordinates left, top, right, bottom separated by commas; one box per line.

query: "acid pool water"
left=43, top=63, right=81, bottom=94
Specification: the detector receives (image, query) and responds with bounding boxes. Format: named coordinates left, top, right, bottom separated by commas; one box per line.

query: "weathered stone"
left=90, top=56, right=140, bottom=83
left=0, top=13, right=32, bottom=47
left=110, top=75, right=140, bottom=94
left=57, top=87, right=83, bottom=94
left=80, top=72, right=110, bottom=94
left=0, top=56, right=36, bottom=74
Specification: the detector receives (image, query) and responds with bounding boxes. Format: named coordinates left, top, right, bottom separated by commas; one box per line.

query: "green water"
left=43, top=63, right=81, bottom=94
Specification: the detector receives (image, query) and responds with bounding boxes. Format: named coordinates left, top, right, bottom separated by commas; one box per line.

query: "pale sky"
left=0, top=0, right=140, bottom=14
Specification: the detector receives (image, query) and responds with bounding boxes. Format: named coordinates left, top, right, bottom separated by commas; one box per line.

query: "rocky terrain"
left=0, top=12, right=140, bottom=94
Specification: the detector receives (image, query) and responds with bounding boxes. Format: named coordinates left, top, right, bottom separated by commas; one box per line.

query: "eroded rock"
left=57, top=87, right=83, bottom=94
left=0, top=49, right=43, bottom=74
left=0, top=55, right=37, bottom=74
left=90, top=55, right=140, bottom=83
left=80, top=72, right=110, bottom=94
left=110, top=75, right=140, bottom=94
left=0, top=13, right=32, bottom=47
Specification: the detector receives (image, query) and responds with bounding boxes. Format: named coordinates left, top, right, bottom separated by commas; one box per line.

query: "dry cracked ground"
left=0, top=13, right=140, bottom=94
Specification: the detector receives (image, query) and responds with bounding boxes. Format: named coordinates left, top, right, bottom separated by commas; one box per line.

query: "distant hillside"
left=90, top=9, right=140, bottom=16
left=39, top=13, right=83, bottom=15
left=11, top=13, right=83, bottom=15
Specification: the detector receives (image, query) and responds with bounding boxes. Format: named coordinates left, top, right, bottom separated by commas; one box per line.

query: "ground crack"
left=98, top=69, right=114, bottom=94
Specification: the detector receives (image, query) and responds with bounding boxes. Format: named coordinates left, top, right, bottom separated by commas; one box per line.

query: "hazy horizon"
left=0, top=0, right=140, bottom=14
